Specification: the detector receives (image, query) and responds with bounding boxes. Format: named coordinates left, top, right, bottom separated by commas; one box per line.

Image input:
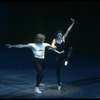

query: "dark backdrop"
left=0, top=2, right=10, bottom=43
left=0, top=1, right=100, bottom=57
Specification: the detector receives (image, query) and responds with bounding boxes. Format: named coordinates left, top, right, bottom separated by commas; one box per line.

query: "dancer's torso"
left=55, top=39, right=65, bottom=52
left=28, top=43, right=49, bottom=59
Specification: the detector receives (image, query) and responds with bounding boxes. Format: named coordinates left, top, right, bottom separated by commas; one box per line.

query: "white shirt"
left=28, top=43, right=50, bottom=59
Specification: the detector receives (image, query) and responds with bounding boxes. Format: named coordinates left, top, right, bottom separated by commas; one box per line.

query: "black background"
left=0, top=1, right=100, bottom=57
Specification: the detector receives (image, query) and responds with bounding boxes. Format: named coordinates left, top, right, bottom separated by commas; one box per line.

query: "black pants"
left=33, top=58, right=45, bottom=87
left=56, top=47, right=73, bottom=85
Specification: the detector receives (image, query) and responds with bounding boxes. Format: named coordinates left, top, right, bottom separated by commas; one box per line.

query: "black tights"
left=33, top=58, right=45, bottom=87
left=56, top=47, right=73, bottom=85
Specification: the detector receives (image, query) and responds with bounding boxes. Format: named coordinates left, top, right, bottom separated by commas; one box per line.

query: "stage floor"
left=0, top=47, right=100, bottom=98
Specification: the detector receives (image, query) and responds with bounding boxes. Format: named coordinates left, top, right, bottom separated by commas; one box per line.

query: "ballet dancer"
left=51, top=18, right=75, bottom=90
left=6, top=33, right=63, bottom=94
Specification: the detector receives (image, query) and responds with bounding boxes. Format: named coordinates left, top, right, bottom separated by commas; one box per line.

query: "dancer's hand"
left=71, top=18, right=75, bottom=23
left=61, top=50, right=64, bottom=53
left=58, top=50, right=64, bottom=54
left=52, top=45, right=57, bottom=49
left=6, top=44, right=12, bottom=48
left=58, top=52, right=62, bottom=54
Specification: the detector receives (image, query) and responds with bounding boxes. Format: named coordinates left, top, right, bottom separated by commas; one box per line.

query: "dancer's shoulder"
left=28, top=43, right=35, bottom=47
left=43, top=43, right=50, bottom=47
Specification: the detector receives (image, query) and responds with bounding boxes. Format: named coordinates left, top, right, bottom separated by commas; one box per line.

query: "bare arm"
left=6, top=44, right=31, bottom=48
left=48, top=46, right=63, bottom=54
left=51, top=39, right=57, bottom=48
left=47, top=43, right=63, bottom=54
left=53, top=49, right=64, bottom=54
left=62, top=18, right=75, bottom=42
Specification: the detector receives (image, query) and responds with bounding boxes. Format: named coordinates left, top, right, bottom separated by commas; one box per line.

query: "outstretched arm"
left=62, top=18, right=75, bottom=42
left=6, top=44, right=30, bottom=48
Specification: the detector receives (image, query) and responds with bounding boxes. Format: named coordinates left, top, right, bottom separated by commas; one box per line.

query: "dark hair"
left=57, top=30, right=63, bottom=34
left=36, top=33, right=45, bottom=40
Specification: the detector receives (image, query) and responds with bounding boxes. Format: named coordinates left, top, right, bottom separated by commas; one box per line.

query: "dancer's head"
left=36, top=33, right=45, bottom=44
left=56, top=30, right=63, bottom=39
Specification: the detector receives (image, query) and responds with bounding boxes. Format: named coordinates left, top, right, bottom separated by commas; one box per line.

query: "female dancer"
left=51, top=18, right=75, bottom=90
left=6, top=33, right=62, bottom=94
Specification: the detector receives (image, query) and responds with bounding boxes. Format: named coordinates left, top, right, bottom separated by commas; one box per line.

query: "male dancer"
left=6, top=33, right=62, bottom=94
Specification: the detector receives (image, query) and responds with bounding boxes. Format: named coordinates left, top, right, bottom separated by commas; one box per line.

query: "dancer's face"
left=57, top=33, right=62, bottom=39
left=36, top=38, right=44, bottom=44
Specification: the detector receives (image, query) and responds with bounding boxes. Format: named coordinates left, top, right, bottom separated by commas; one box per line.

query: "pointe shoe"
left=58, top=86, right=61, bottom=90
left=40, top=83, right=45, bottom=86
left=34, top=87, right=42, bottom=94
left=64, top=61, right=68, bottom=66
